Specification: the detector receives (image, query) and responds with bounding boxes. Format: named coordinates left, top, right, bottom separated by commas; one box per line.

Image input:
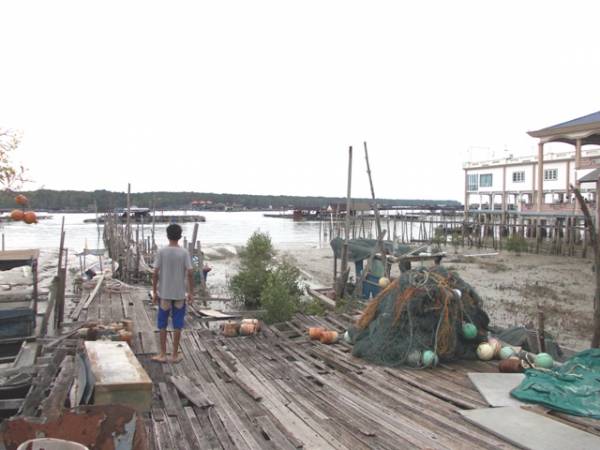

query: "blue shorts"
left=157, top=299, right=186, bottom=330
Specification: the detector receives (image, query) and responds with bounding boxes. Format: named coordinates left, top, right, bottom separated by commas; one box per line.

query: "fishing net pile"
left=349, top=266, right=490, bottom=367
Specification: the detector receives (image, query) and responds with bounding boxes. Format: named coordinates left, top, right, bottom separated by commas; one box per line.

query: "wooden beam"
left=337, top=146, right=353, bottom=299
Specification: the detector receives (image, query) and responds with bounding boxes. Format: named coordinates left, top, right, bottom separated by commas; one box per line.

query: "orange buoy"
left=10, top=209, right=24, bottom=221
left=23, top=211, right=37, bottom=224
left=239, top=322, right=257, bottom=336
left=15, top=194, right=28, bottom=206
left=241, top=318, right=261, bottom=331
left=319, top=331, right=339, bottom=344
left=222, top=321, right=239, bottom=337
left=308, top=327, right=324, bottom=340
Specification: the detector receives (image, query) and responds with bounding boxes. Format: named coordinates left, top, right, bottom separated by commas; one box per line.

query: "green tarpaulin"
left=511, top=349, right=600, bottom=418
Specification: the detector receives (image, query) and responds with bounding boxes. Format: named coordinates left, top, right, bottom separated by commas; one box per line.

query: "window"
left=512, top=171, right=525, bottom=183
left=544, top=168, right=558, bottom=181
left=479, top=173, right=493, bottom=187
left=467, top=174, right=478, bottom=191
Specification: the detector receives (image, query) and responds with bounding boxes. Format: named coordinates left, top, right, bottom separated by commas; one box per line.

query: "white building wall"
left=465, top=167, right=503, bottom=193
left=466, top=160, right=574, bottom=194
left=505, top=163, right=534, bottom=191
left=541, top=161, right=568, bottom=191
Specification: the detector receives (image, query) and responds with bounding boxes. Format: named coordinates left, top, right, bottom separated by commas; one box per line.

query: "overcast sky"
left=1, top=1, right=599, bottom=202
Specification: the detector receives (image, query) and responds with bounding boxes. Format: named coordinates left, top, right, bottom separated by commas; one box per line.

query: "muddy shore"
left=202, top=243, right=595, bottom=352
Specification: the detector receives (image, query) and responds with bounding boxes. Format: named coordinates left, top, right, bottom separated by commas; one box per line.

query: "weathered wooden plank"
left=307, top=287, right=336, bottom=309
left=205, top=405, right=236, bottom=450
left=184, top=406, right=223, bottom=450
left=39, top=355, right=75, bottom=421
left=384, top=368, right=487, bottom=409
left=120, top=291, right=130, bottom=319
left=152, top=409, right=175, bottom=450
left=129, top=290, right=158, bottom=354
left=204, top=344, right=262, bottom=401
left=71, top=274, right=105, bottom=320
left=202, top=381, right=264, bottom=450
left=255, top=415, right=300, bottom=450
left=169, top=375, right=214, bottom=409
left=197, top=309, right=238, bottom=319
left=158, top=382, right=181, bottom=417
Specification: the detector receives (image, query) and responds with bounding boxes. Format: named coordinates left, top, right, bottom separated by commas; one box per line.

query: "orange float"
left=308, top=327, right=324, bottom=340
left=239, top=322, right=257, bottom=336
left=319, top=331, right=339, bottom=344
left=10, top=209, right=24, bottom=221
left=15, top=194, right=28, bottom=206
left=241, top=318, right=261, bottom=331
left=23, top=211, right=37, bottom=224
left=222, top=321, right=239, bottom=337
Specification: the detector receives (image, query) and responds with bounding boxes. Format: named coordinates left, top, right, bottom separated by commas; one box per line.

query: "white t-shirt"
left=155, top=246, right=192, bottom=300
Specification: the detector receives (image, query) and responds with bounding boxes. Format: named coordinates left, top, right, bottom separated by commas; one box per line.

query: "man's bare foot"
left=152, top=354, right=167, bottom=363
left=169, top=353, right=183, bottom=363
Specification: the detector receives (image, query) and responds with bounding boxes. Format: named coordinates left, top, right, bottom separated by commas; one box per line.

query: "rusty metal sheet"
left=0, top=404, right=148, bottom=450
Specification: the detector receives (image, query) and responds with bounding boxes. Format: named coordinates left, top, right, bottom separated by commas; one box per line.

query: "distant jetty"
left=84, top=207, right=205, bottom=224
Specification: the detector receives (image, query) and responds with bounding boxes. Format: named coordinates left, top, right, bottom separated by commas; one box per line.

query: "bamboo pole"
left=364, top=142, right=384, bottom=253
left=336, top=146, right=353, bottom=299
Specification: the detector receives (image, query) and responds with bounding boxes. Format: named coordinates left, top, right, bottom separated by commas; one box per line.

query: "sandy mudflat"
left=199, top=243, right=596, bottom=352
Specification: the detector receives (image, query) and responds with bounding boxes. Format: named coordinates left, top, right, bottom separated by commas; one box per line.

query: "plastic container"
left=17, top=438, right=89, bottom=450
left=362, top=274, right=382, bottom=299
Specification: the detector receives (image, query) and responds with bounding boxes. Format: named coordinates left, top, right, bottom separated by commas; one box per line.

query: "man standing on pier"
left=152, top=223, right=194, bottom=363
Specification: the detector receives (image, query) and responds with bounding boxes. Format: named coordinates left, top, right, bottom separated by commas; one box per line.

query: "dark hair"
left=166, top=223, right=182, bottom=241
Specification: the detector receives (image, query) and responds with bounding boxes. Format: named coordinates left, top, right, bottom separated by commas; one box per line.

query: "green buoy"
left=499, top=346, right=516, bottom=360
left=534, top=352, right=554, bottom=369
left=422, top=350, right=438, bottom=368
left=462, top=322, right=477, bottom=340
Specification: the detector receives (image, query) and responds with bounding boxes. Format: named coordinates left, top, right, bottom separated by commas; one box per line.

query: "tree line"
left=0, top=189, right=462, bottom=212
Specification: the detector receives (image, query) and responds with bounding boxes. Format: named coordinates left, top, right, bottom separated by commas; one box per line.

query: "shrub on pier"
left=261, top=260, right=303, bottom=323
left=230, top=231, right=275, bottom=307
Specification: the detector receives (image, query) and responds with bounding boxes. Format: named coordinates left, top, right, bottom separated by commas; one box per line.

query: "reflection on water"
left=0, top=211, right=324, bottom=251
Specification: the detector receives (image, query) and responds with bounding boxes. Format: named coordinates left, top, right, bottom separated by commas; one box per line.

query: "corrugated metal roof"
left=542, top=111, right=600, bottom=131
left=579, top=168, right=600, bottom=183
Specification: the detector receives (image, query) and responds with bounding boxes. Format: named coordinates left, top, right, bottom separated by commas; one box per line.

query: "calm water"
left=0, top=211, right=325, bottom=252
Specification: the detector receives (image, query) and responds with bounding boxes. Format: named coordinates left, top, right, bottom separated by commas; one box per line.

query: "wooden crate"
left=85, top=340, right=152, bottom=413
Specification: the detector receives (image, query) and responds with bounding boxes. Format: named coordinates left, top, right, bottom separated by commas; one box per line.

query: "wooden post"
left=364, top=142, right=384, bottom=253
left=571, top=181, right=600, bottom=348
left=189, top=223, right=199, bottom=255
left=55, top=216, right=66, bottom=329
left=151, top=195, right=157, bottom=250
left=537, top=307, right=546, bottom=353
left=135, top=227, right=140, bottom=280
left=336, top=146, right=353, bottom=299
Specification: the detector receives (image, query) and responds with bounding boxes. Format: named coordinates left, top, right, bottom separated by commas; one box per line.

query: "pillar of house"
left=464, top=171, right=468, bottom=213
left=502, top=166, right=507, bottom=211
left=575, top=138, right=582, bottom=189
left=537, top=142, right=544, bottom=212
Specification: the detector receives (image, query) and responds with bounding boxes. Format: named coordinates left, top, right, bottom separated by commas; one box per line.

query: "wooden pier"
left=4, top=282, right=600, bottom=448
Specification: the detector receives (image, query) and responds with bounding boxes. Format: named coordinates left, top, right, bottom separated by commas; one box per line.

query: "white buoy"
left=476, top=342, right=495, bottom=361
